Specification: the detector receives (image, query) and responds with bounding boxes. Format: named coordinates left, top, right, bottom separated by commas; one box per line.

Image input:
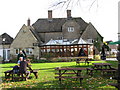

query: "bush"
left=50, top=57, right=74, bottom=62
left=31, top=59, right=51, bottom=63
left=10, top=58, right=18, bottom=63
left=94, top=55, right=101, bottom=60
left=42, top=53, right=55, bottom=59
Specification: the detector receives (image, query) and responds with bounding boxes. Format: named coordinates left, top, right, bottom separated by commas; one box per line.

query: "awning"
left=109, top=40, right=120, bottom=45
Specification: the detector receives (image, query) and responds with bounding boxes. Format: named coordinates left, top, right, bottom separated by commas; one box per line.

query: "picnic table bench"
left=55, top=67, right=86, bottom=85
left=86, top=63, right=117, bottom=76
left=102, top=68, right=117, bottom=75
left=86, top=68, right=94, bottom=76
left=4, top=69, right=39, bottom=80
left=108, top=83, right=120, bottom=89
left=76, top=58, right=90, bottom=65
left=4, top=70, right=13, bottom=78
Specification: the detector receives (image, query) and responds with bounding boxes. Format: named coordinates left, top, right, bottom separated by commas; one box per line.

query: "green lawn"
left=0, top=60, right=118, bottom=89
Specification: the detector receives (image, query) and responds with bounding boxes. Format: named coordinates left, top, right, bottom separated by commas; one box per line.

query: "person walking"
left=17, top=50, right=27, bottom=60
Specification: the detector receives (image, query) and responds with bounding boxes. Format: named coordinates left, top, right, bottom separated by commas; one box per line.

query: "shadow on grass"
left=1, top=70, right=117, bottom=89
left=45, top=64, right=93, bottom=73
left=2, top=66, right=12, bottom=68
left=1, top=75, right=117, bottom=89
left=105, top=61, right=118, bottom=68
left=1, top=61, right=118, bottom=89
left=39, top=68, right=55, bottom=70
left=2, top=79, right=86, bottom=89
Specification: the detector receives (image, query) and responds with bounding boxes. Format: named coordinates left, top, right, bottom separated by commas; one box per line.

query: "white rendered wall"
left=118, top=1, right=120, bottom=40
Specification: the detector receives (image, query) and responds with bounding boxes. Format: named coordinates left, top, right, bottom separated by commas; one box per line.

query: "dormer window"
left=3, top=38, right=6, bottom=42
left=68, top=26, right=74, bottom=32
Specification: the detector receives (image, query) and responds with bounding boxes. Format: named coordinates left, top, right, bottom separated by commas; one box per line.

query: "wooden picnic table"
left=4, top=69, right=39, bottom=80
left=55, top=67, right=86, bottom=85
left=91, top=63, right=117, bottom=75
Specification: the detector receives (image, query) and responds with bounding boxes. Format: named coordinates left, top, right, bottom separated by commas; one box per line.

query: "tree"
left=49, top=0, right=98, bottom=11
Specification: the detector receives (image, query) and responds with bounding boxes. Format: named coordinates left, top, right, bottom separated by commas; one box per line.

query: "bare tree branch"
left=49, top=0, right=99, bottom=11
left=66, top=0, right=72, bottom=9
left=89, top=0, right=98, bottom=11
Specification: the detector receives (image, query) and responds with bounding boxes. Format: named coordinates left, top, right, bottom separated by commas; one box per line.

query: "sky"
left=0, top=0, right=119, bottom=42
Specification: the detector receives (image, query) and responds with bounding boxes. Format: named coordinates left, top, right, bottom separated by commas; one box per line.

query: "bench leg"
left=20, top=73, right=27, bottom=81
left=79, top=78, right=83, bottom=85
left=12, top=73, right=14, bottom=80
left=33, top=72, right=38, bottom=79
left=86, top=69, right=89, bottom=74
left=87, top=62, right=89, bottom=66
left=59, top=78, right=62, bottom=84
left=76, top=62, right=80, bottom=65
left=5, top=73, right=11, bottom=79
left=90, top=70, right=93, bottom=76
left=87, top=70, right=93, bottom=76
left=5, top=73, right=8, bottom=79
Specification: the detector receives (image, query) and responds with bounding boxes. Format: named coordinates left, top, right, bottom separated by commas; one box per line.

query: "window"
left=15, top=48, right=33, bottom=55
left=68, top=26, right=74, bottom=32
left=2, top=38, right=6, bottom=42
left=15, top=48, right=21, bottom=54
left=87, top=39, right=94, bottom=43
left=26, top=48, right=33, bottom=55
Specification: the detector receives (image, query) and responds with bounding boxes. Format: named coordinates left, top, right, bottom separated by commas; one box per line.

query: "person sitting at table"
left=26, top=58, right=32, bottom=65
left=12, top=57, right=23, bottom=74
left=19, top=58, right=32, bottom=80
left=12, top=65, right=19, bottom=74
left=17, top=57, right=24, bottom=67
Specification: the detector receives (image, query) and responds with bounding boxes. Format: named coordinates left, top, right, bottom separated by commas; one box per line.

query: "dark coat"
left=19, top=61, right=31, bottom=73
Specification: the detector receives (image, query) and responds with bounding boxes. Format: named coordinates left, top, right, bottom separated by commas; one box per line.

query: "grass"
left=0, top=60, right=118, bottom=89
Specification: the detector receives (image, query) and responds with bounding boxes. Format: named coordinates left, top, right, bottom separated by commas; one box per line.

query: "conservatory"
left=39, top=38, right=94, bottom=58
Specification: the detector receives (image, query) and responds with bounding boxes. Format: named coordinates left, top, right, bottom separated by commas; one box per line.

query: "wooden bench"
left=4, top=70, right=25, bottom=81
left=11, top=72, right=27, bottom=81
left=4, top=70, right=13, bottom=79
left=86, top=68, right=94, bottom=76
left=76, top=58, right=90, bottom=66
left=102, top=69, right=117, bottom=75
left=55, top=76, right=83, bottom=85
left=55, top=67, right=85, bottom=85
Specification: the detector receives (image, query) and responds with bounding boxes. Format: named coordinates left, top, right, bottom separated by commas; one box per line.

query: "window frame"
left=25, top=48, right=33, bottom=55
left=68, top=26, right=74, bottom=32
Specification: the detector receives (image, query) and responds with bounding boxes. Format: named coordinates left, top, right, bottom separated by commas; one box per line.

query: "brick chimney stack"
left=48, top=10, right=52, bottom=19
left=67, top=10, right=71, bottom=18
left=27, top=18, right=30, bottom=26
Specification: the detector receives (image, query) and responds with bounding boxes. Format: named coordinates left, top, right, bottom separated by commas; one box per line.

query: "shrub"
left=94, top=55, right=101, bottom=60
left=31, top=59, right=51, bottom=63
left=42, top=53, right=55, bottom=59
left=10, top=58, right=18, bottom=63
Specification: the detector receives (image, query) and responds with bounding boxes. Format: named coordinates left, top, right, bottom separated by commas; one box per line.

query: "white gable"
left=78, top=38, right=92, bottom=44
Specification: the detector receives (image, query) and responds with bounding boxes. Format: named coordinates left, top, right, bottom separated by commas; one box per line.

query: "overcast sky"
left=0, top=0, right=119, bottom=41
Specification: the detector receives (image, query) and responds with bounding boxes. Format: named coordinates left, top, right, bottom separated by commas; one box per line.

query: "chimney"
left=67, top=10, right=71, bottom=18
left=27, top=18, right=30, bottom=26
left=48, top=10, right=52, bottom=19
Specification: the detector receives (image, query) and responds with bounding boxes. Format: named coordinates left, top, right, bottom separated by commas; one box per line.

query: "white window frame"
left=15, top=48, right=21, bottom=55
left=26, top=48, right=33, bottom=55
left=87, top=39, right=94, bottom=43
left=68, top=26, right=74, bottom=32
